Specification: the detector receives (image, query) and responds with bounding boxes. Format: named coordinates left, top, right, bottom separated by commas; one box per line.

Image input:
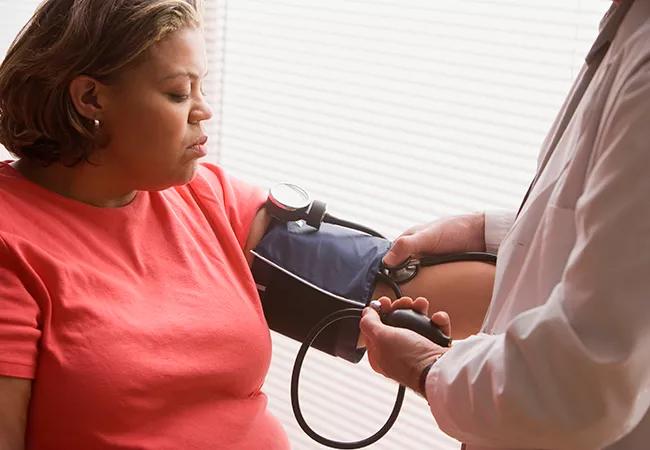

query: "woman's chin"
left=142, top=161, right=201, bottom=191
left=178, top=161, right=200, bottom=186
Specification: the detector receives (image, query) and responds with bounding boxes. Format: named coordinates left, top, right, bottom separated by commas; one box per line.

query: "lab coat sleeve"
left=483, top=209, right=516, bottom=253
left=425, top=64, right=650, bottom=449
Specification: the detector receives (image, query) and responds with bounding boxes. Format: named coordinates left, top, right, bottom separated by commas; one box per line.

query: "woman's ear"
left=68, top=75, right=106, bottom=120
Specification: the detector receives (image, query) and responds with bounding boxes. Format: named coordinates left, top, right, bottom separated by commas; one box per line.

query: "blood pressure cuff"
left=252, top=221, right=391, bottom=363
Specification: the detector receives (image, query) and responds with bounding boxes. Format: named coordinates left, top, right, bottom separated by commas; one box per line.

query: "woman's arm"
left=245, top=207, right=495, bottom=338
left=0, top=376, right=31, bottom=450
left=244, top=207, right=272, bottom=267
left=378, top=212, right=496, bottom=338
left=372, top=261, right=495, bottom=339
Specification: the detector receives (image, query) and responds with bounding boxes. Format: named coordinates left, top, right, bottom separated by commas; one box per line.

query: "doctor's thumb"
left=383, top=235, right=417, bottom=267
left=360, top=307, right=385, bottom=341
left=430, top=311, right=451, bottom=338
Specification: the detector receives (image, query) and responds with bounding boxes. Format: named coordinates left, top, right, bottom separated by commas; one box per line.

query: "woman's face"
left=100, top=27, right=212, bottom=191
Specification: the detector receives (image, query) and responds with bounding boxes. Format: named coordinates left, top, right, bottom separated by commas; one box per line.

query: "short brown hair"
left=0, top=0, right=202, bottom=166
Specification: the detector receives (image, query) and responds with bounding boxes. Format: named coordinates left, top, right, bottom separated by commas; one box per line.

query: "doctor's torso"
left=474, top=2, right=650, bottom=449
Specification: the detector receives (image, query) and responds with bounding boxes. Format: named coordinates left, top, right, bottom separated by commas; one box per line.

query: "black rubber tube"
left=291, top=308, right=405, bottom=449
left=323, top=213, right=386, bottom=239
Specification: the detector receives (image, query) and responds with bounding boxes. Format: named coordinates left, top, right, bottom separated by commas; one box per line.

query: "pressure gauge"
left=266, top=183, right=327, bottom=228
left=266, top=183, right=312, bottom=222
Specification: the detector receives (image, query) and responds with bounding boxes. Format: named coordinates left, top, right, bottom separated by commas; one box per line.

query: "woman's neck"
left=11, top=159, right=137, bottom=208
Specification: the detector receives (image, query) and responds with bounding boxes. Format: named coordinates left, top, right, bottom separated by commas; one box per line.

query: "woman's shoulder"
left=176, top=163, right=227, bottom=209
left=0, top=162, right=32, bottom=225
left=180, top=162, right=266, bottom=245
left=184, top=162, right=265, bottom=210
left=0, top=168, right=37, bottom=251
left=193, top=161, right=226, bottom=190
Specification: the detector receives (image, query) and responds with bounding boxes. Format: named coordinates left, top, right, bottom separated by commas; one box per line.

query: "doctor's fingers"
left=372, top=296, right=428, bottom=316
left=388, top=296, right=430, bottom=316
left=430, top=311, right=451, bottom=337
left=375, top=296, right=393, bottom=312
left=384, top=297, right=451, bottom=337
left=383, top=229, right=442, bottom=267
left=360, top=306, right=390, bottom=342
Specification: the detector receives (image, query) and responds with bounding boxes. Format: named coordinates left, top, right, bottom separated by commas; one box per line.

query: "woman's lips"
left=190, top=143, right=208, bottom=157
left=188, top=136, right=208, bottom=157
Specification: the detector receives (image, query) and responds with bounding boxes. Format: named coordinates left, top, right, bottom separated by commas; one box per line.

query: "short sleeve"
left=0, top=237, right=41, bottom=379
left=193, top=163, right=266, bottom=249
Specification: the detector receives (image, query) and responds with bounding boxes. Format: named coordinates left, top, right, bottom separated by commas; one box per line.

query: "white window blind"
left=212, top=1, right=609, bottom=449
left=0, top=1, right=43, bottom=160
left=0, top=2, right=40, bottom=56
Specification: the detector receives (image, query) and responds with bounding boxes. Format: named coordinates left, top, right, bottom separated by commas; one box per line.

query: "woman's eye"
left=168, top=93, right=190, bottom=102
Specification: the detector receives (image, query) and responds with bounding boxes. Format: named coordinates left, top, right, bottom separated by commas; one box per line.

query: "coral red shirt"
left=0, top=161, right=289, bottom=450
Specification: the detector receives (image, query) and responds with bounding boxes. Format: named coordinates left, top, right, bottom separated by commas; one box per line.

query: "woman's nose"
left=190, top=98, right=213, bottom=124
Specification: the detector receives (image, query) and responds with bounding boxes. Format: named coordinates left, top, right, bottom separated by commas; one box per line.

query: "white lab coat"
left=425, top=1, right=650, bottom=449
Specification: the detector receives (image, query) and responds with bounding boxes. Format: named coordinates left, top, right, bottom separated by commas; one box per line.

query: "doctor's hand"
left=359, top=296, right=450, bottom=397
left=383, top=213, right=486, bottom=267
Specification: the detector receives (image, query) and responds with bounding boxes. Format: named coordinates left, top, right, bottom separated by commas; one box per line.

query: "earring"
left=94, top=119, right=100, bottom=128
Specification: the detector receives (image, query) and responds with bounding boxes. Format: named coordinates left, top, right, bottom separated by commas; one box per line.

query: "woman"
left=0, top=1, right=498, bottom=448
left=0, top=1, right=289, bottom=448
